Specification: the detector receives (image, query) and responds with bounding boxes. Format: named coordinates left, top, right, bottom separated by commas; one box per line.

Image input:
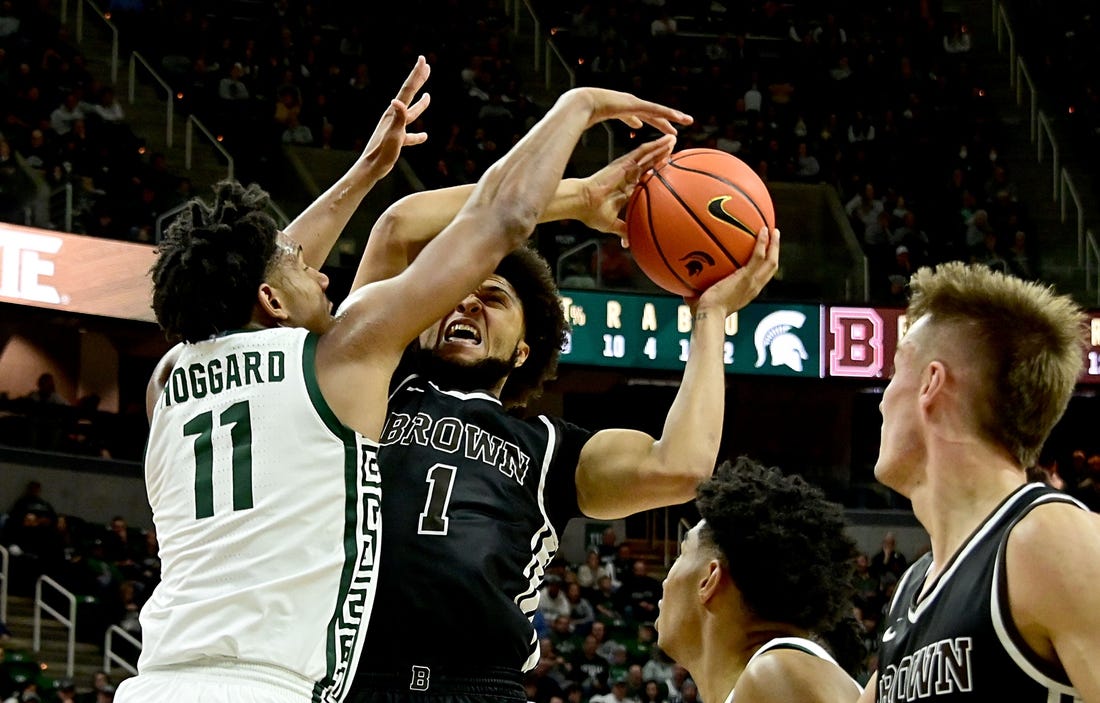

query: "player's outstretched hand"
left=564, top=87, right=693, bottom=136
left=576, top=135, right=675, bottom=240
left=692, top=226, right=780, bottom=315
left=359, top=55, right=432, bottom=179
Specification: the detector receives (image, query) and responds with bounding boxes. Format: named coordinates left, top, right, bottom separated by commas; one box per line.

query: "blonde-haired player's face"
left=875, top=316, right=930, bottom=491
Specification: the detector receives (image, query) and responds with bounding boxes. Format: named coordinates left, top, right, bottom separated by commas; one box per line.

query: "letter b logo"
left=410, top=665, right=431, bottom=692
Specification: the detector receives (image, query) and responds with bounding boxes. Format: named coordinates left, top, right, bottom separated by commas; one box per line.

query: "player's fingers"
left=406, top=93, right=431, bottom=122
left=395, top=55, right=430, bottom=104
left=404, top=132, right=429, bottom=146
left=633, top=135, right=675, bottom=172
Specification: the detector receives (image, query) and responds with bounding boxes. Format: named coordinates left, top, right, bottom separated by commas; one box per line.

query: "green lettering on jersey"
left=225, top=354, right=242, bottom=389
left=188, top=363, right=208, bottom=399
left=207, top=358, right=224, bottom=394
left=244, top=351, right=263, bottom=384
left=269, top=351, right=285, bottom=382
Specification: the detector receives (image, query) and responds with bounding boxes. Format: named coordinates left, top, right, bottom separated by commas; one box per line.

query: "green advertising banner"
left=558, top=289, right=823, bottom=377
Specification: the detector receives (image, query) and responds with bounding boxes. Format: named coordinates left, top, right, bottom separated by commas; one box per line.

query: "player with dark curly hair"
left=316, top=136, right=780, bottom=701
left=121, top=54, right=695, bottom=703
left=655, top=457, right=862, bottom=703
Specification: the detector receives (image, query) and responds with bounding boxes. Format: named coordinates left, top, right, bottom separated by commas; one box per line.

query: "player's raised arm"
left=351, top=134, right=675, bottom=289
left=575, top=226, right=779, bottom=519
left=284, top=55, right=431, bottom=268
left=317, top=88, right=691, bottom=438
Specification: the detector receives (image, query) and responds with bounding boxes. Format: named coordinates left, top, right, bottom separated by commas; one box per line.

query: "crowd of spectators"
left=0, top=0, right=196, bottom=242
left=0, top=479, right=152, bottom=700
left=1000, top=0, right=1100, bottom=194
left=536, top=0, right=1049, bottom=302
left=0, top=374, right=148, bottom=462
left=0, top=0, right=1078, bottom=304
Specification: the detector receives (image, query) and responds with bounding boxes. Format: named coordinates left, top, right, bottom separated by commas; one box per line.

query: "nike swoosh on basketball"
left=707, top=196, right=757, bottom=235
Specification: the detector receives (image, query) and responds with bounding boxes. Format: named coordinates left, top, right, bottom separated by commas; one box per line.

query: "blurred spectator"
left=0, top=137, right=23, bottom=222
left=852, top=552, right=881, bottom=614
left=6, top=480, right=56, bottom=528
left=23, top=373, right=68, bottom=405
left=1074, top=453, right=1100, bottom=512
left=565, top=581, right=596, bottom=636
left=217, top=62, right=250, bottom=102
left=539, top=574, right=572, bottom=624
left=615, top=561, right=661, bottom=624
left=641, top=647, right=675, bottom=686
left=590, top=677, right=635, bottom=703
left=942, top=17, right=972, bottom=55
left=576, top=548, right=612, bottom=598
left=49, top=90, right=84, bottom=136
left=869, top=531, right=908, bottom=582
left=547, top=614, right=579, bottom=662
left=569, top=634, right=612, bottom=698
left=639, top=678, right=667, bottom=703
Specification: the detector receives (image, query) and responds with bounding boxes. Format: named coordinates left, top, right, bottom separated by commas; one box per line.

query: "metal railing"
left=104, top=625, right=142, bottom=675
left=556, top=238, right=601, bottom=287
left=50, top=183, right=74, bottom=233
left=673, top=517, right=691, bottom=567
left=34, top=575, right=77, bottom=678
left=1087, top=230, right=1100, bottom=305
left=75, top=0, right=119, bottom=85
left=1061, top=169, right=1086, bottom=264
left=186, top=115, right=234, bottom=181
left=992, top=0, right=1090, bottom=270
left=0, top=545, right=8, bottom=625
left=129, top=52, right=175, bottom=148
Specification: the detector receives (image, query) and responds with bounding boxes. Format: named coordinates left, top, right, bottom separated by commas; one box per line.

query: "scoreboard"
left=558, top=289, right=823, bottom=378
left=557, top=289, right=1100, bottom=385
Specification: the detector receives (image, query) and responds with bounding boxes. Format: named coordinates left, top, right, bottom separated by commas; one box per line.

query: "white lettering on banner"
left=0, top=229, right=63, bottom=304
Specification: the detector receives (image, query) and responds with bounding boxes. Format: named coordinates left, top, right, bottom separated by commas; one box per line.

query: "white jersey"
left=139, top=327, right=379, bottom=703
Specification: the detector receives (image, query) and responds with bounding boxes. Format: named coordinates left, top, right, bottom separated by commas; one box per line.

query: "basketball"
left=625, top=148, right=775, bottom=297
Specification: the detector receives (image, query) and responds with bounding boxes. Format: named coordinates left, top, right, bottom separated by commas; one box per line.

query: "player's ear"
left=258, top=282, right=290, bottom=322
left=699, top=560, right=722, bottom=605
left=512, top=340, right=530, bottom=369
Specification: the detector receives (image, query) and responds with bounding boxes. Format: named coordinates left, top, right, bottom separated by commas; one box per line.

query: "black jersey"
left=876, top=483, right=1085, bottom=702
left=354, top=373, right=591, bottom=682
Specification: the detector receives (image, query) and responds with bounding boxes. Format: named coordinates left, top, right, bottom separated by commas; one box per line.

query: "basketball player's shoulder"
left=738, top=650, right=853, bottom=703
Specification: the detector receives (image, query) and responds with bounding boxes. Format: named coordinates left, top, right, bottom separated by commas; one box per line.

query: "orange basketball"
left=625, top=148, right=775, bottom=297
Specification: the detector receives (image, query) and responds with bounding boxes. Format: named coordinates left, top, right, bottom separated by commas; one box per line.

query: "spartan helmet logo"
left=754, top=310, right=809, bottom=372
left=679, top=251, right=715, bottom=277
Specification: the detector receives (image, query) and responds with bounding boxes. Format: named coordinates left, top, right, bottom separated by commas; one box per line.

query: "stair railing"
left=185, top=115, right=234, bottom=182
left=1061, top=169, right=1086, bottom=265
left=129, top=52, right=175, bottom=148
left=992, top=0, right=1092, bottom=271
left=75, top=0, right=119, bottom=85
left=33, top=575, right=77, bottom=678
left=0, top=544, right=8, bottom=624
left=104, top=625, right=141, bottom=675
left=1087, top=230, right=1099, bottom=305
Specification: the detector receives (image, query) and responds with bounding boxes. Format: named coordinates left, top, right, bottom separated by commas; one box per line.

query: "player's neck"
left=918, top=444, right=1027, bottom=580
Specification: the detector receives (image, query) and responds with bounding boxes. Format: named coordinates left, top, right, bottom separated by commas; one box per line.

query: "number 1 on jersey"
left=418, top=463, right=457, bottom=535
left=184, top=400, right=254, bottom=519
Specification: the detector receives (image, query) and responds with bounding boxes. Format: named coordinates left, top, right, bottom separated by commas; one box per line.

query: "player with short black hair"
left=656, top=457, right=862, bottom=703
